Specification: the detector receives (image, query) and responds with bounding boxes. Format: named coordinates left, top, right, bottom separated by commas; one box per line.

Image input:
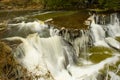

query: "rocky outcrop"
left=0, top=41, right=27, bottom=80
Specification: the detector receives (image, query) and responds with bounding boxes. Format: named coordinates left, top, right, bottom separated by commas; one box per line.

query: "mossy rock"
left=89, top=54, right=112, bottom=63
left=89, top=46, right=113, bottom=54
left=88, top=46, right=113, bottom=63
left=115, top=36, right=120, bottom=42
left=99, top=60, right=120, bottom=78
left=112, top=61, right=120, bottom=76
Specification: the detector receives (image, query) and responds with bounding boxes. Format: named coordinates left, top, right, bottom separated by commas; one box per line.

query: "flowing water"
left=0, top=11, right=120, bottom=80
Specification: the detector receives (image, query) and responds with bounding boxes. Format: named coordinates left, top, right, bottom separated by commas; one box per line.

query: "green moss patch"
left=89, top=46, right=113, bottom=63
left=89, top=54, right=112, bottom=63
left=100, top=60, right=120, bottom=77
left=89, top=46, right=113, bottom=54
left=115, top=36, right=120, bottom=42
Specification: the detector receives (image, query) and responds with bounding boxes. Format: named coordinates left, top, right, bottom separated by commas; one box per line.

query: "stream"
left=0, top=10, right=120, bottom=80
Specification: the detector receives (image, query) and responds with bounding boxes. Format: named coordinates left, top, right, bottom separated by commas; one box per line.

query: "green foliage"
left=43, top=0, right=72, bottom=9
left=105, top=0, right=120, bottom=10
left=35, top=0, right=120, bottom=10
left=98, top=0, right=106, bottom=8
left=98, top=0, right=120, bottom=10
left=1, top=0, right=120, bottom=11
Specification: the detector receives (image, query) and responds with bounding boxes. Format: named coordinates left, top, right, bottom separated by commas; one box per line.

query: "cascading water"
left=89, top=13, right=120, bottom=49
left=1, top=12, right=120, bottom=80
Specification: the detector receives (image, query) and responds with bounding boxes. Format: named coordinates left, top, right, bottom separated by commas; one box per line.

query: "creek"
left=0, top=10, right=120, bottom=80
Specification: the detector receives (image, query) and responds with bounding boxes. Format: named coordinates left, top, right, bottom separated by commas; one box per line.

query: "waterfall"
left=58, top=28, right=89, bottom=58
left=106, top=13, right=120, bottom=37
left=2, top=13, right=120, bottom=80
left=88, top=14, right=109, bottom=47
left=88, top=13, right=120, bottom=50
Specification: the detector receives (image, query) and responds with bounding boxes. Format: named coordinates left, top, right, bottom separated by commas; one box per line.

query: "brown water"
left=31, top=10, right=89, bottom=29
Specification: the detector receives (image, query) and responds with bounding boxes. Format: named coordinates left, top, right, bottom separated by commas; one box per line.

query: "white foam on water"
left=105, top=37, right=120, bottom=49
left=89, top=13, right=120, bottom=49
left=4, top=33, right=120, bottom=80
left=3, top=13, right=120, bottom=80
left=8, top=20, right=48, bottom=32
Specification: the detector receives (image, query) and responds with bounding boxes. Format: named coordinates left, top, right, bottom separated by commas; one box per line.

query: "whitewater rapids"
left=4, top=33, right=120, bottom=80
left=2, top=13, right=120, bottom=80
